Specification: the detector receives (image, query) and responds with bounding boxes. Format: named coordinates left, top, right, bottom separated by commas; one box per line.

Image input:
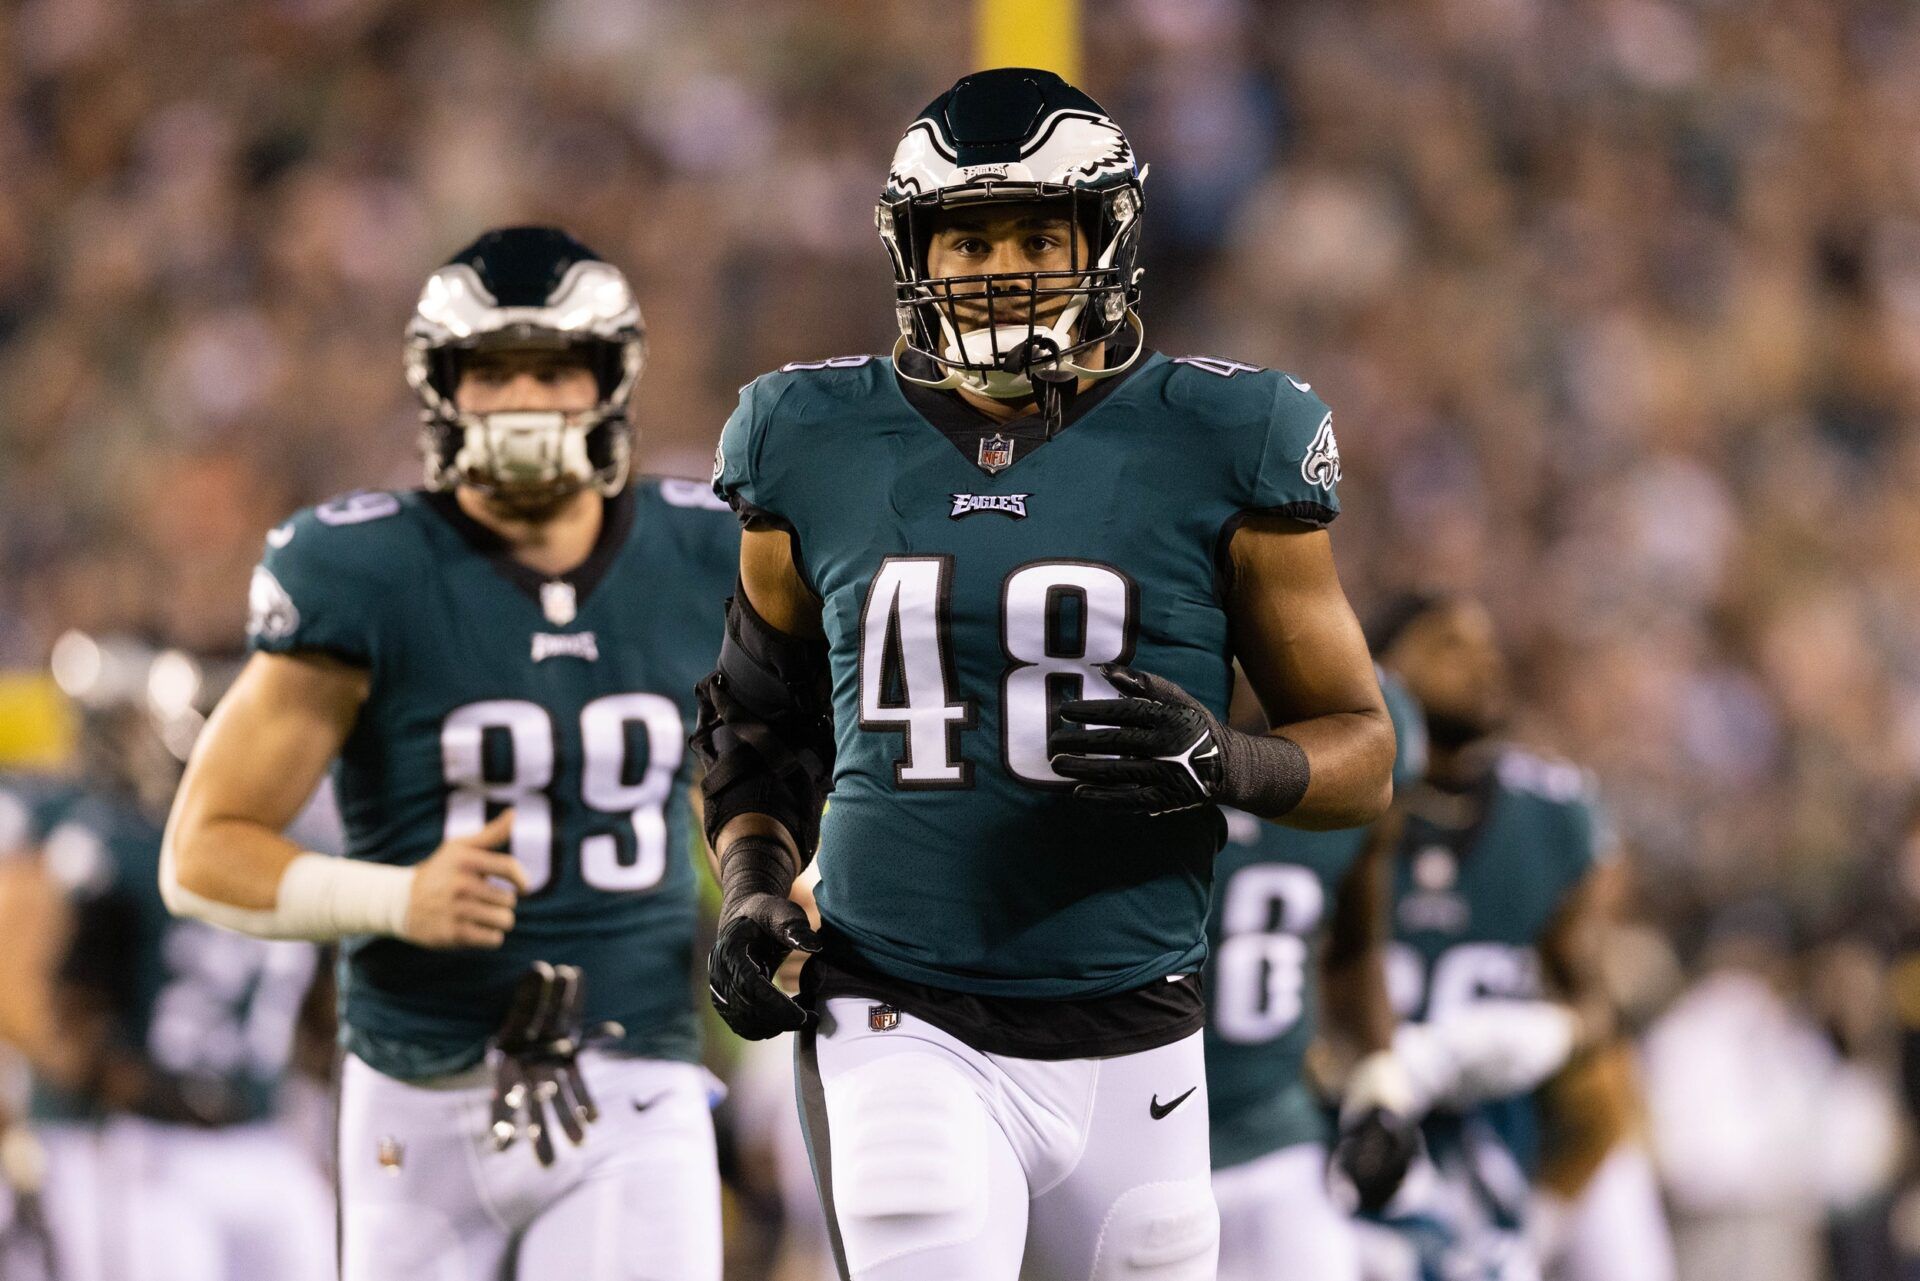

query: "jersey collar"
left=423, top=485, right=636, bottom=615
left=893, top=338, right=1155, bottom=477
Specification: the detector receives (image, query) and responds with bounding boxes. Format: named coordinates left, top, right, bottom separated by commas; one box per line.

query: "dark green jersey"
left=714, top=352, right=1341, bottom=998
left=33, top=793, right=316, bottom=1125
left=1204, top=673, right=1426, bottom=1169
left=247, top=479, right=737, bottom=1079
left=1387, top=746, right=1610, bottom=1175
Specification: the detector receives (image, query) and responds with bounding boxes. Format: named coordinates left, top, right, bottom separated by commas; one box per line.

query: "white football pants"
left=338, top=1050, right=721, bottom=1281
left=1212, top=1142, right=1359, bottom=1281
left=796, top=997, right=1219, bottom=1281
left=37, top=1116, right=334, bottom=1281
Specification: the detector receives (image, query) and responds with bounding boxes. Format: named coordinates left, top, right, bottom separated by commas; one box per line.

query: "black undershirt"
left=799, top=931, right=1205, bottom=1060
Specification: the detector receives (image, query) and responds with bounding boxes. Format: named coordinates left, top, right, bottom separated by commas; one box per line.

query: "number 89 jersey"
left=248, top=480, right=738, bottom=1080
left=714, top=352, right=1341, bottom=998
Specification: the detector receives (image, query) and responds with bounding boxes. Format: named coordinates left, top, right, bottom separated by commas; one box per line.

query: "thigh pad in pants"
left=825, top=1051, right=992, bottom=1269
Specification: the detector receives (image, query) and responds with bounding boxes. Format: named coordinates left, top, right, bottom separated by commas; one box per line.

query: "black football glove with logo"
left=1330, top=1106, right=1422, bottom=1215
left=1048, top=664, right=1311, bottom=818
left=487, top=961, right=624, bottom=1167
left=708, top=834, right=822, bottom=1041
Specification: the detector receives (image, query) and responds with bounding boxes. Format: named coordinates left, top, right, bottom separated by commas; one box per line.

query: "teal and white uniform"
left=248, top=478, right=736, bottom=1281
left=715, top=349, right=1343, bottom=1280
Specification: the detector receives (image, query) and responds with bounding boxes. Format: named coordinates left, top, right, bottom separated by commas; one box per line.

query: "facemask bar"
left=879, top=182, right=1143, bottom=398
left=406, top=331, right=644, bottom=500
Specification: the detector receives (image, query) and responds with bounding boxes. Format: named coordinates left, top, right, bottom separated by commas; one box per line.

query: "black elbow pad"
left=690, top=588, right=835, bottom=858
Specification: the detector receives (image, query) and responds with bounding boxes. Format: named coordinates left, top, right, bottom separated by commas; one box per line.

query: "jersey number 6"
left=859, top=556, right=1137, bottom=789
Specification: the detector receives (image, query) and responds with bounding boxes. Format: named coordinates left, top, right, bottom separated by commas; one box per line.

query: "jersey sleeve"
left=246, top=495, right=404, bottom=666
left=1250, top=375, right=1341, bottom=525
left=712, top=377, right=773, bottom=520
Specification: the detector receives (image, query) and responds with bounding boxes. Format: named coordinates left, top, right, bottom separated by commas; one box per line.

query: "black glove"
left=1330, top=1106, right=1421, bottom=1215
left=487, top=961, right=624, bottom=1167
left=1047, top=665, right=1225, bottom=814
left=1049, top=664, right=1311, bottom=818
left=709, top=889, right=822, bottom=1041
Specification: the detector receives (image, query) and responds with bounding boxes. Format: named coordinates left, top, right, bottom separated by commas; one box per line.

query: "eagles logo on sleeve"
left=1301, top=414, right=1342, bottom=492
left=246, top=566, right=300, bottom=642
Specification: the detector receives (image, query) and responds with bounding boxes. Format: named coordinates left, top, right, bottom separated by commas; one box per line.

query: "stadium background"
left=3, top=0, right=1920, bottom=1277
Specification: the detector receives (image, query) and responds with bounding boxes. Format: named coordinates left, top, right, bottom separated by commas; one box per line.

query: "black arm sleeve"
left=689, top=587, right=836, bottom=858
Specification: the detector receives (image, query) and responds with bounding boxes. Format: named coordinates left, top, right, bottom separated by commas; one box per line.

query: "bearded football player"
left=163, top=228, right=735, bottom=1281
left=696, top=69, right=1396, bottom=1279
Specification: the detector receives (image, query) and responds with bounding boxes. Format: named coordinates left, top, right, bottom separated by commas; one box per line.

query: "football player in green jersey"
left=0, top=635, right=331, bottom=1281
left=163, top=228, right=735, bottom=1281
left=1206, top=670, right=1427, bottom=1281
left=1359, top=596, right=1616, bottom=1281
left=694, top=69, right=1397, bottom=1280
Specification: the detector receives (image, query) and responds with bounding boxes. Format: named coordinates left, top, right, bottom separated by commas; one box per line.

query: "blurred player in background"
left=1356, top=595, right=1624, bottom=1281
left=1205, top=669, right=1426, bottom=1281
left=697, top=68, right=1395, bottom=1279
left=0, top=633, right=330, bottom=1281
left=162, top=227, right=737, bottom=1281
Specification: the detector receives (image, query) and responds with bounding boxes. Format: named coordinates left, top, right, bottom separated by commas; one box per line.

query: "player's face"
left=454, top=350, right=598, bottom=415
left=1387, top=600, right=1510, bottom=744
left=924, top=204, right=1088, bottom=330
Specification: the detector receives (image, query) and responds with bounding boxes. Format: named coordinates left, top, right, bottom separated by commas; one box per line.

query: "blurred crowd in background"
left=6, top=0, right=1920, bottom=1277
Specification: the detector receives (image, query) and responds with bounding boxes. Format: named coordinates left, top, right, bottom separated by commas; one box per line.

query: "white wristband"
left=275, top=853, right=415, bottom=939
left=162, top=848, right=414, bottom=942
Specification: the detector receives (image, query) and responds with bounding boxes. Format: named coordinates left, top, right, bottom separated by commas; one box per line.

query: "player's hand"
left=1330, top=1106, right=1422, bottom=1215
left=709, top=892, right=821, bottom=1041
left=1048, top=664, right=1223, bottom=815
left=402, top=809, right=527, bottom=950
left=487, top=962, right=624, bottom=1167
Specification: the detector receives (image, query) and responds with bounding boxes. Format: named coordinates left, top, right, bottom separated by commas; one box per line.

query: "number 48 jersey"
left=714, top=351, right=1341, bottom=998
left=247, top=479, right=738, bottom=1080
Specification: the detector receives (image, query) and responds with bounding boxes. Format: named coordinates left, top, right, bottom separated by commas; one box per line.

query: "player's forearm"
left=162, top=815, right=411, bottom=942
left=1267, top=706, right=1395, bottom=829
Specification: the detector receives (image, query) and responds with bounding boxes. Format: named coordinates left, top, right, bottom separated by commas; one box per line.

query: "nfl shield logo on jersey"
left=540, top=581, right=578, bottom=626
left=977, top=434, right=1015, bottom=473
left=869, top=1004, right=901, bottom=1032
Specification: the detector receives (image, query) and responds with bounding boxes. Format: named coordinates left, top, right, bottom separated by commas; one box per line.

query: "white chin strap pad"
left=455, top=410, right=597, bottom=490
left=942, top=321, right=1076, bottom=399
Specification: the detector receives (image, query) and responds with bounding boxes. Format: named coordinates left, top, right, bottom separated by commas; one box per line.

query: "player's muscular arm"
left=695, top=523, right=832, bottom=1039
left=164, top=652, right=527, bottom=947
left=1227, top=519, right=1395, bottom=829
left=703, top=524, right=822, bottom=875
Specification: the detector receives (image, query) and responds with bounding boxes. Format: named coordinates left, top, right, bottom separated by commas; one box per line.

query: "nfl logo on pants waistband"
left=869, top=1004, right=900, bottom=1032
left=977, top=434, right=1015, bottom=473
